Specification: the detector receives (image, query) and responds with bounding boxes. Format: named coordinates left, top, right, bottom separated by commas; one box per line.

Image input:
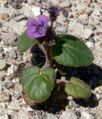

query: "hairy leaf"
left=65, top=77, right=91, bottom=99
left=20, top=66, right=56, bottom=102
left=52, top=34, right=94, bottom=67
left=17, top=32, right=37, bottom=52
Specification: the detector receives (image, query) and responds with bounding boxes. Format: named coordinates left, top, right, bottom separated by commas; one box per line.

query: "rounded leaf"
left=20, top=66, right=56, bottom=102
left=41, top=67, right=56, bottom=83
left=52, top=34, right=94, bottom=67
left=65, top=77, right=91, bottom=99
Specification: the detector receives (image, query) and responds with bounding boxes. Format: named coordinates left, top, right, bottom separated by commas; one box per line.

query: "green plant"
left=17, top=6, right=94, bottom=103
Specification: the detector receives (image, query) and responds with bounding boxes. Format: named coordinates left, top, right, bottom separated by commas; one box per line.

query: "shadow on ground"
left=55, top=63, right=102, bottom=109
left=26, top=63, right=102, bottom=114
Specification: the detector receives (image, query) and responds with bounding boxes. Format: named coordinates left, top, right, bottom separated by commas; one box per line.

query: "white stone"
left=0, top=59, right=6, bottom=70
left=0, top=91, right=10, bottom=102
left=48, top=0, right=59, bottom=6
left=46, top=113, right=58, bottom=119
left=0, top=71, right=5, bottom=80
left=22, top=4, right=34, bottom=17
left=68, top=21, right=84, bottom=38
left=59, top=110, right=77, bottom=119
left=59, top=1, right=71, bottom=7
left=32, top=6, right=41, bottom=17
left=84, top=28, right=93, bottom=39
left=85, top=41, right=94, bottom=48
left=0, top=113, right=9, bottom=119
left=7, top=100, right=21, bottom=110
left=17, top=110, right=29, bottom=119
left=81, top=111, right=95, bottom=119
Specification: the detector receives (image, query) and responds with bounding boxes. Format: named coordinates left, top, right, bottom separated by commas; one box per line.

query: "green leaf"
left=17, top=32, right=37, bottom=52
left=20, top=66, right=56, bottom=102
left=52, top=34, right=94, bottom=67
left=41, top=67, right=56, bottom=83
left=65, top=77, right=91, bottom=99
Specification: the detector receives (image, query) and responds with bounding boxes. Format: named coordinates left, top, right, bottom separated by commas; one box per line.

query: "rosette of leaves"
left=20, top=66, right=56, bottom=102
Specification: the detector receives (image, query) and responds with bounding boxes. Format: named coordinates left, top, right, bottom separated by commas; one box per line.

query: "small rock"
left=0, top=91, right=10, bottom=102
left=32, top=6, right=41, bottom=17
left=0, top=59, right=6, bottom=70
left=84, top=28, right=93, bottom=39
left=0, top=13, right=9, bottom=21
left=0, top=71, right=5, bottom=80
left=59, top=110, right=77, bottom=119
left=68, top=21, right=84, bottom=38
left=59, top=0, right=71, bottom=8
left=0, top=113, right=9, bottom=119
left=17, top=110, right=30, bottom=119
left=14, top=14, right=27, bottom=22
left=62, top=8, right=69, bottom=18
left=81, top=111, right=95, bottom=119
left=94, top=100, right=102, bottom=118
left=1, top=32, right=18, bottom=46
left=13, top=91, right=21, bottom=99
left=85, top=41, right=94, bottom=48
left=45, top=113, right=58, bottom=119
left=4, top=81, right=15, bottom=89
left=0, top=81, right=3, bottom=91
left=7, top=100, right=21, bottom=110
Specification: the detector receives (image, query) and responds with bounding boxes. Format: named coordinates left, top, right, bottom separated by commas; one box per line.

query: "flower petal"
left=33, top=32, right=46, bottom=38
left=38, top=15, right=49, bottom=25
left=38, top=26, right=47, bottom=35
left=27, top=18, right=38, bottom=28
left=26, top=27, right=37, bottom=39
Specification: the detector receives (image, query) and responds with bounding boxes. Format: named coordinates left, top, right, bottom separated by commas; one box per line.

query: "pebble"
left=4, top=81, right=15, bottom=89
left=0, top=71, right=5, bottom=80
left=45, top=113, right=58, bottom=119
left=32, top=6, right=41, bottom=17
left=1, top=32, right=18, bottom=46
left=13, top=91, right=21, bottom=99
left=59, top=110, right=77, bottom=119
left=0, top=13, right=9, bottom=21
left=85, top=41, right=94, bottom=48
left=68, top=21, right=84, bottom=38
left=0, top=59, right=7, bottom=70
left=7, top=100, right=21, bottom=110
left=81, top=111, right=95, bottom=119
left=14, top=14, right=27, bottom=22
left=17, top=109, right=33, bottom=119
left=84, top=28, right=93, bottom=39
left=8, top=0, right=22, bottom=9
left=22, top=4, right=34, bottom=17
left=0, top=113, right=9, bottom=119
left=0, top=81, right=3, bottom=91
left=0, top=91, right=10, bottom=102
left=59, top=0, right=71, bottom=8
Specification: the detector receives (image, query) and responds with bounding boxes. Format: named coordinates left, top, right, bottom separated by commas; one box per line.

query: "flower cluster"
left=26, top=15, right=49, bottom=39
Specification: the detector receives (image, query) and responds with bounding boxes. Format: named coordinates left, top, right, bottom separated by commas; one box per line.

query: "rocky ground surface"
left=0, top=0, right=102, bottom=119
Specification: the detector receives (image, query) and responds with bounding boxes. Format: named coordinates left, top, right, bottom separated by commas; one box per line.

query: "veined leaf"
left=17, top=32, right=37, bottom=52
left=52, top=34, right=94, bottom=67
left=20, top=66, right=56, bottom=102
left=65, top=77, right=91, bottom=99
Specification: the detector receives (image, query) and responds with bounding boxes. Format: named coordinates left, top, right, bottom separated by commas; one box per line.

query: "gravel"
left=0, top=0, right=102, bottom=119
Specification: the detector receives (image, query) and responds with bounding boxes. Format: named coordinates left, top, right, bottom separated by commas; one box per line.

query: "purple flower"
left=48, top=6, right=60, bottom=17
left=26, top=15, right=49, bottom=39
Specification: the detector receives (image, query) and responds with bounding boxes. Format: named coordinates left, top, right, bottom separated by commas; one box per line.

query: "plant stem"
left=39, top=42, right=52, bottom=68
